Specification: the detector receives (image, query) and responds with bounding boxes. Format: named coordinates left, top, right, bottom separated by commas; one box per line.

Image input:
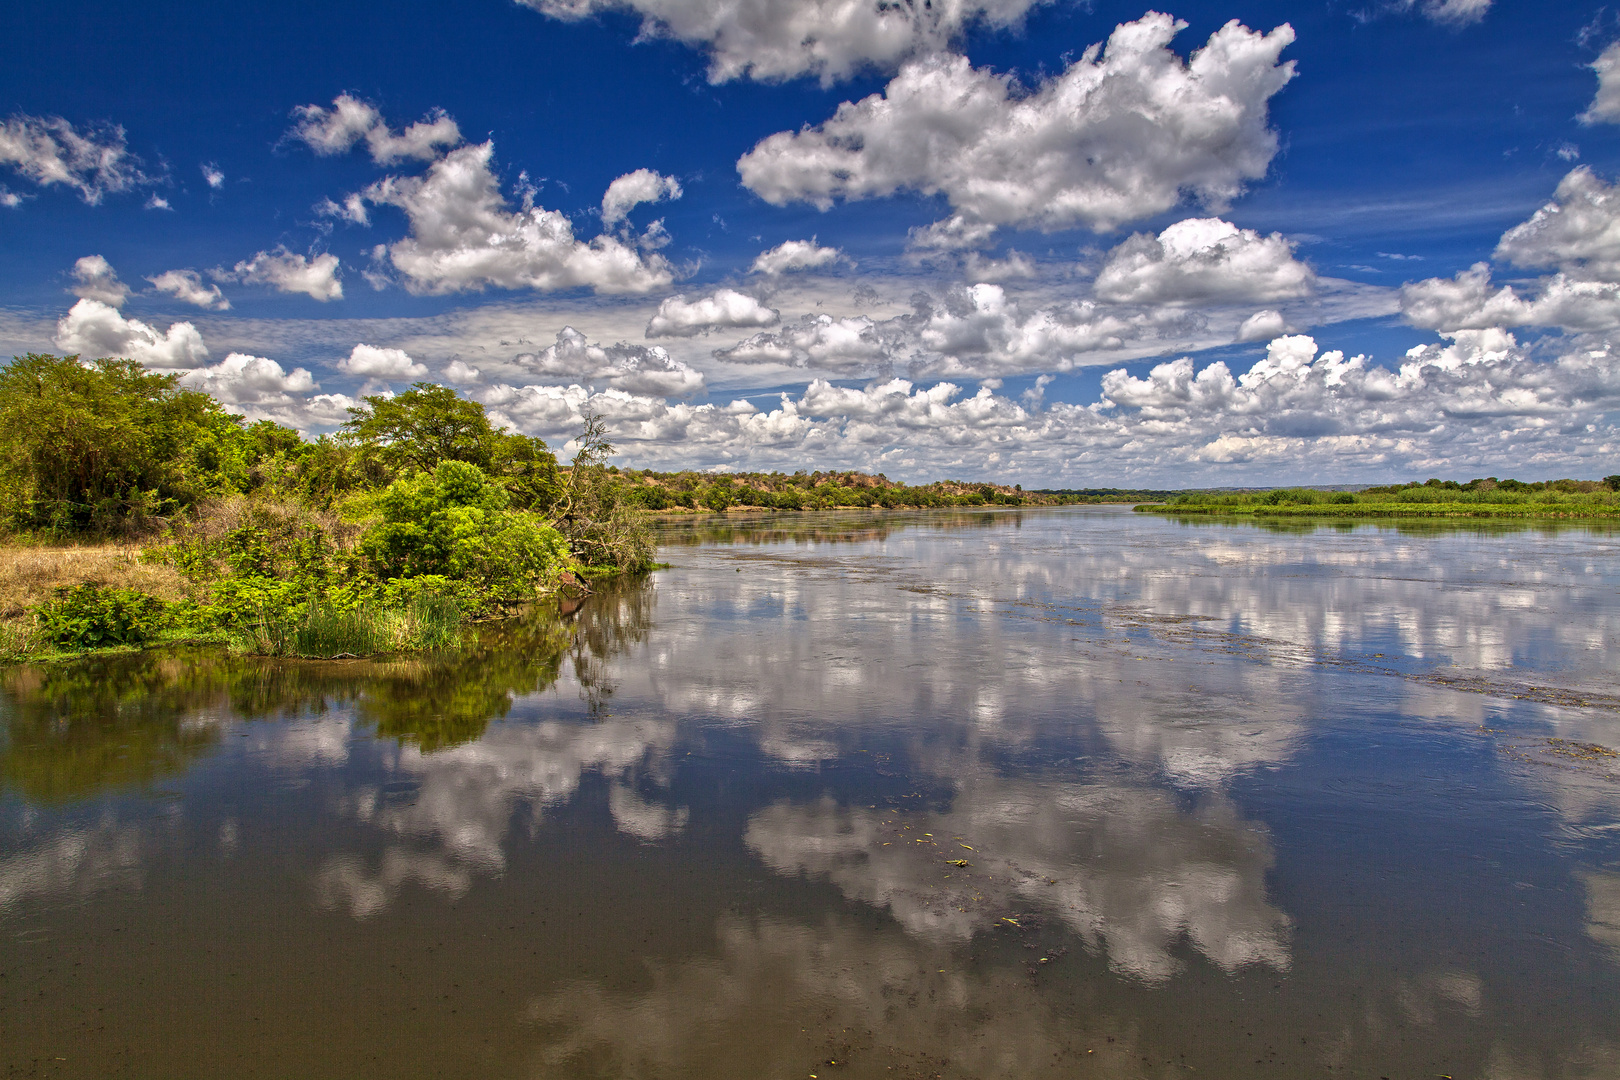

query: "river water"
left=3, top=507, right=1619, bottom=1078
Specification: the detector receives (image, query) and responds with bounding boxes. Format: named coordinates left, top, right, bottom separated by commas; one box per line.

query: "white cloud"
left=717, top=284, right=1165, bottom=377
left=1494, top=167, right=1620, bottom=280
left=1583, top=42, right=1620, bottom=125
left=1235, top=309, right=1291, bottom=342
left=54, top=298, right=208, bottom=369
left=341, top=344, right=428, bottom=380
left=1395, top=0, right=1491, bottom=27
left=352, top=321, right=1620, bottom=485
left=148, top=269, right=230, bottom=310
left=317, top=192, right=371, bottom=226
left=719, top=313, right=889, bottom=373
left=229, top=248, right=344, bottom=301
left=179, top=352, right=318, bottom=411
left=960, top=250, right=1035, bottom=282
left=601, top=168, right=681, bottom=226
left=143, top=194, right=171, bottom=211
left=201, top=163, right=224, bottom=189
left=70, top=255, right=129, bottom=306
left=357, top=142, right=674, bottom=294
left=503, top=326, right=706, bottom=397
left=1094, top=218, right=1316, bottom=305
left=519, top=0, right=1050, bottom=85
left=736, top=14, right=1296, bottom=241
left=289, top=94, right=462, bottom=164
left=1402, top=169, right=1620, bottom=334
left=748, top=238, right=846, bottom=275
left=0, top=115, right=150, bottom=204
left=646, top=288, right=778, bottom=337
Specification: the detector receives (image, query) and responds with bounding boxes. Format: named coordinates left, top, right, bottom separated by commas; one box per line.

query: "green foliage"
left=231, top=592, right=464, bottom=658
left=1159, top=478, right=1620, bottom=518
left=359, top=460, right=572, bottom=610
left=0, top=353, right=296, bottom=535
left=34, top=584, right=170, bottom=650
left=342, top=382, right=563, bottom=510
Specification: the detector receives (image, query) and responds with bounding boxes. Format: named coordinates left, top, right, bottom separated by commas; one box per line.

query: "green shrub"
left=34, top=584, right=170, bottom=650
left=358, top=460, right=571, bottom=611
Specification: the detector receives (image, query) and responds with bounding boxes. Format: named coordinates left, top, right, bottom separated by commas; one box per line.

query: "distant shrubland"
left=1151, top=476, right=1620, bottom=517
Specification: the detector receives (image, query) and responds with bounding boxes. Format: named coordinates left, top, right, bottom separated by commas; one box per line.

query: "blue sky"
left=2, top=0, right=1617, bottom=485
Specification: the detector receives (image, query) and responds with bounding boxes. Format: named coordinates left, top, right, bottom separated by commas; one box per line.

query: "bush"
left=34, top=584, right=170, bottom=649
left=358, top=460, right=572, bottom=611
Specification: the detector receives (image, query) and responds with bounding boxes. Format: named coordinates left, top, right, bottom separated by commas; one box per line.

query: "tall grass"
left=232, top=592, right=464, bottom=658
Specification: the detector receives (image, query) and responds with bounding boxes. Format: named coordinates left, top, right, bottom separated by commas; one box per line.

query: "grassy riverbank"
left=1143, top=477, right=1620, bottom=518
left=0, top=355, right=651, bottom=662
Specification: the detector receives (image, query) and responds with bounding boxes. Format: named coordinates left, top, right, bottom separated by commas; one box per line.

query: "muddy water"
left=3, top=507, right=1619, bottom=1079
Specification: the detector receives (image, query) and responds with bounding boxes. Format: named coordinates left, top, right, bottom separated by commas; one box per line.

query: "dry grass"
left=0, top=544, right=188, bottom=618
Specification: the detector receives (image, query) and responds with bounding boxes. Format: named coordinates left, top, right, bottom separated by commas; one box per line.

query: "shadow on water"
left=0, top=574, right=658, bottom=803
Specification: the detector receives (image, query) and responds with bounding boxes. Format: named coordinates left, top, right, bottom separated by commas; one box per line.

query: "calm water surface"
left=3, top=507, right=1619, bottom=1078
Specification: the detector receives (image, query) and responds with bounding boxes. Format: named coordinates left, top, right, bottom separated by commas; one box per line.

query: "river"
left=3, top=506, right=1618, bottom=1078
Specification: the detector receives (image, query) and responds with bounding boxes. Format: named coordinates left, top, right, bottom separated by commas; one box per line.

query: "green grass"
left=230, top=593, right=464, bottom=658
left=1143, top=483, right=1620, bottom=518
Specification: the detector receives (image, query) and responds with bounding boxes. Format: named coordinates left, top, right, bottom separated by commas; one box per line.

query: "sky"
left=1, top=0, right=1617, bottom=486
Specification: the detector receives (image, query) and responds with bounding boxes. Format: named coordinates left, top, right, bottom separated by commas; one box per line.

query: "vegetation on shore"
left=1146, top=476, right=1620, bottom=518
left=602, top=469, right=1165, bottom=512
left=0, top=354, right=651, bottom=661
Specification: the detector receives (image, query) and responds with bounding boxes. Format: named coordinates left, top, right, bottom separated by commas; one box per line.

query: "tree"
left=0, top=353, right=250, bottom=533
left=343, top=382, right=563, bottom=510
left=549, top=410, right=654, bottom=571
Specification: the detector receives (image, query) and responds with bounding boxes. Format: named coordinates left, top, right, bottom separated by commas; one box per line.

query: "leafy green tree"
left=0, top=353, right=256, bottom=533
left=343, top=382, right=563, bottom=509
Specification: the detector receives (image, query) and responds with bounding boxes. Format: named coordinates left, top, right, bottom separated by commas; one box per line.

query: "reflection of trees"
left=563, top=573, right=657, bottom=715
left=0, top=581, right=660, bottom=802
left=654, top=508, right=1012, bottom=548
left=0, top=659, right=223, bottom=802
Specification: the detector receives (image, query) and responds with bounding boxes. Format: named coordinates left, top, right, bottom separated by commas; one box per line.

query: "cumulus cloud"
left=54, top=298, right=208, bottom=369
left=1399, top=169, right=1620, bottom=335
left=646, top=288, right=778, bottom=337
left=228, top=248, right=344, bottom=301
left=748, top=238, right=847, bottom=275
left=380, top=320, right=1620, bottom=484
left=1094, top=218, right=1316, bottom=305
left=503, top=326, right=706, bottom=397
left=1583, top=42, right=1620, bottom=125
left=1494, top=167, right=1620, bottom=279
left=519, top=0, right=1049, bottom=84
left=719, top=284, right=1162, bottom=377
left=601, top=168, right=681, bottom=226
left=720, top=313, right=890, bottom=373
left=70, top=255, right=129, bottom=306
left=736, top=13, right=1296, bottom=241
left=340, top=343, right=427, bottom=380
left=356, top=142, right=674, bottom=294
left=201, top=163, right=224, bottom=189
left=0, top=115, right=151, bottom=204
left=289, top=94, right=462, bottom=164
left=1235, top=309, right=1291, bottom=342
left=148, top=269, right=230, bottom=310
left=179, top=353, right=318, bottom=412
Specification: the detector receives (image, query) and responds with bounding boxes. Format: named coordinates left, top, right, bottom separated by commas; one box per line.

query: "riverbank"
left=1142, top=503, right=1620, bottom=518
left=1141, top=479, right=1620, bottom=518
